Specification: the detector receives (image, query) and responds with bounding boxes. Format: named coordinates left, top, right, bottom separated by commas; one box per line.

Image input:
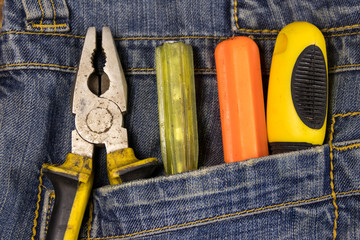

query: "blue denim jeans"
left=1, top=0, right=360, bottom=239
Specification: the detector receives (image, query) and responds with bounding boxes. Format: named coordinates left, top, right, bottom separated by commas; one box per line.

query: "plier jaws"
left=72, top=27, right=128, bottom=155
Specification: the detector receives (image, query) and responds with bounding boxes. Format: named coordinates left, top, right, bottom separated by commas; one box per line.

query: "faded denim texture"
left=0, top=0, right=360, bottom=239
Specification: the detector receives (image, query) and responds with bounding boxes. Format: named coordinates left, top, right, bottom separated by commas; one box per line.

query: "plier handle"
left=42, top=27, right=158, bottom=240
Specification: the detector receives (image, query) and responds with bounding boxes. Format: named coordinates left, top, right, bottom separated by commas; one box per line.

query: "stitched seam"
left=31, top=168, right=44, bottom=240
left=0, top=63, right=77, bottom=70
left=0, top=31, right=84, bottom=38
left=50, top=0, right=56, bottom=31
left=337, top=189, right=360, bottom=196
left=329, top=64, right=360, bottom=71
left=115, top=36, right=228, bottom=40
left=37, top=0, right=45, bottom=32
left=1, top=30, right=360, bottom=40
left=233, top=0, right=240, bottom=30
left=326, top=31, right=360, bottom=38
left=328, top=112, right=360, bottom=239
left=233, top=0, right=360, bottom=34
left=329, top=114, right=339, bottom=239
left=333, top=143, right=360, bottom=151
left=323, top=24, right=360, bottom=32
left=126, top=68, right=155, bottom=71
left=32, top=23, right=68, bottom=29
left=32, top=0, right=68, bottom=31
left=45, top=193, right=55, bottom=234
left=86, top=195, right=336, bottom=239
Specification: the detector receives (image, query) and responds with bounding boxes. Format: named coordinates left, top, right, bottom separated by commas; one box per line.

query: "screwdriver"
left=267, top=22, right=328, bottom=154
left=215, top=37, right=268, bottom=163
left=155, top=42, right=199, bottom=175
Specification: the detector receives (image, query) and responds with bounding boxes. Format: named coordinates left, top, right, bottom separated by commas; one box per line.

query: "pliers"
left=42, top=27, right=158, bottom=240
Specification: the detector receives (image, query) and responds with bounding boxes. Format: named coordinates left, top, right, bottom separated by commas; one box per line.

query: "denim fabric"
left=0, top=0, right=360, bottom=239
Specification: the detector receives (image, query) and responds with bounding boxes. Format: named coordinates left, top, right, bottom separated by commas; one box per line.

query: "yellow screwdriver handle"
left=107, top=148, right=158, bottom=185
left=267, top=22, right=328, bottom=153
left=42, top=153, right=93, bottom=240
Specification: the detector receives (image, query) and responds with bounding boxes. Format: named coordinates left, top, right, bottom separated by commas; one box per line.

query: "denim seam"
left=115, top=36, right=228, bottom=40
left=333, top=143, right=360, bottom=152
left=328, top=111, right=360, bottom=239
left=0, top=31, right=84, bottom=39
left=233, top=0, right=360, bottom=34
left=1, top=63, right=359, bottom=74
left=37, top=0, right=45, bottom=31
left=1, top=30, right=360, bottom=40
left=31, top=23, right=68, bottom=30
left=45, top=193, right=55, bottom=235
left=31, top=168, right=44, bottom=240
left=85, top=190, right=360, bottom=240
left=50, top=0, right=56, bottom=29
left=30, top=0, right=68, bottom=32
left=329, top=64, right=360, bottom=72
left=0, top=63, right=77, bottom=71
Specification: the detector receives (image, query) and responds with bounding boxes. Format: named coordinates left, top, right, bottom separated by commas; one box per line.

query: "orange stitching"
left=32, top=0, right=67, bottom=30
left=0, top=30, right=360, bottom=40
left=0, top=31, right=84, bottom=38
left=126, top=68, right=154, bottom=71
left=326, top=31, right=360, bottom=38
left=45, top=193, right=55, bottom=234
left=329, top=63, right=360, bottom=71
left=322, top=24, right=360, bottom=32
left=329, top=115, right=339, bottom=240
left=233, top=0, right=240, bottom=30
left=37, top=0, right=44, bottom=32
left=328, top=112, right=360, bottom=239
left=253, top=36, right=277, bottom=40
left=333, top=112, right=360, bottom=119
left=31, top=23, right=68, bottom=29
left=0, top=63, right=77, bottom=70
left=50, top=0, right=57, bottom=31
left=31, top=168, right=44, bottom=240
left=337, top=189, right=360, bottom=196
left=333, top=143, right=360, bottom=152
left=115, top=36, right=227, bottom=40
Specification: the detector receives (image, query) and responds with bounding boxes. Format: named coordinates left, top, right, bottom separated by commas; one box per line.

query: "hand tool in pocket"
left=42, top=27, right=158, bottom=240
left=267, top=22, right=328, bottom=154
left=215, top=37, right=269, bottom=163
left=155, top=42, right=199, bottom=175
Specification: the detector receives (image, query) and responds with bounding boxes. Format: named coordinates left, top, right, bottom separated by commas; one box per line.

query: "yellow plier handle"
left=42, top=153, right=93, bottom=240
left=107, top=148, right=158, bottom=185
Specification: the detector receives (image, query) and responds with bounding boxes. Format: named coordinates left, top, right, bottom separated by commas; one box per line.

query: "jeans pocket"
left=85, top=142, right=360, bottom=239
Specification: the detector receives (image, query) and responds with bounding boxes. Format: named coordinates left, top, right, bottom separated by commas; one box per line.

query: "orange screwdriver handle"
left=215, top=37, right=268, bottom=163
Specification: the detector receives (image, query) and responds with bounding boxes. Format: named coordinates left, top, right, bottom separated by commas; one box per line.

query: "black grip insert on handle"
left=43, top=170, right=78, bottom=240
